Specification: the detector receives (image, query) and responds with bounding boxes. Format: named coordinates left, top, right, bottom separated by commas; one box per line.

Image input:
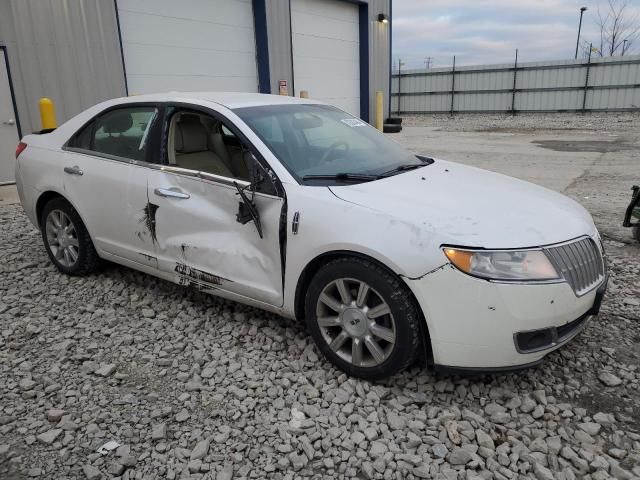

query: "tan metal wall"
left=266, top=0, right=391, bottom=119
left=0, top=0, right=126, bottom=135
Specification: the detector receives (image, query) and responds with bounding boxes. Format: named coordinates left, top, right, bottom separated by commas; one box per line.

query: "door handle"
left=2, top=119, right=15, bottom=126
left=154, top=187, right=190, bottom=199
left=63, top=166, right=83, bottom=176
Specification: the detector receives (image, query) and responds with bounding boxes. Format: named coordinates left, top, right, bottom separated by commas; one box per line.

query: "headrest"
left=175, top=114, right=207, bottom=153
left=100, top=111, right=133, bottom=134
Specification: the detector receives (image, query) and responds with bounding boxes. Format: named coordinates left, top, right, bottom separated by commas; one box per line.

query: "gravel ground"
left=400, top=112, right=639, bottom=133
left=1, top=113, right=640, bottom=479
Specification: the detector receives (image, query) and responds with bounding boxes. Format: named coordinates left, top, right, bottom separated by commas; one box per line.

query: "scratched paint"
left=174, top=262, right=231, bottom=291
left=140, top=203, right=159, bottom=243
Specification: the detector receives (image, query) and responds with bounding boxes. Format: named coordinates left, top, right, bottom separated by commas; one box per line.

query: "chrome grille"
left=544, top=237, right=605, bottom=296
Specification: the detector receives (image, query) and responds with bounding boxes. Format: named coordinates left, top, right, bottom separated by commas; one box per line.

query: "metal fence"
left=391, top=54, right=640, bottom=114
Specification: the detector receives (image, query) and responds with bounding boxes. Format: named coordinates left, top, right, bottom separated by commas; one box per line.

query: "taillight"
left=16, top=142, right=27, bottom=158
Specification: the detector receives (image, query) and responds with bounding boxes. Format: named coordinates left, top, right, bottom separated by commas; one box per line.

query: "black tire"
left=40, top=197, right=99, bottom=276
left=304, top=257, right=422, bottom=380
left=386, top=117, right=403, bottom=125
left=383, top=123, right=402, bottom=133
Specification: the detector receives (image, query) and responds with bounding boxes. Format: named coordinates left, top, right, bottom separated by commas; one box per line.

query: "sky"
left=392, top=0, right=640, bottom=70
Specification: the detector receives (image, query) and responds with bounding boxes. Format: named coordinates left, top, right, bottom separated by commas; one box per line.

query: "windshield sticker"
left=341, top=118, right=367, bottom=127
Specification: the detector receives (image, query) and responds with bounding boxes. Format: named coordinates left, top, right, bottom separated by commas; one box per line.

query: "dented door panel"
left=147, top=170, right=285, bottom=306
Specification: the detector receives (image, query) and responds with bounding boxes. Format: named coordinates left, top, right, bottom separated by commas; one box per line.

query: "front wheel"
left=304, top=257, right=422, bottom=380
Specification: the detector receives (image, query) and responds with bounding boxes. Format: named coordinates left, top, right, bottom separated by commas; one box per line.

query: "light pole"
left=575, top=6, right=587, bottom=59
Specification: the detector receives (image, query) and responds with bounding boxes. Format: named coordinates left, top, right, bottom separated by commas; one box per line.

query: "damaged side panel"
left=147, top=171, right=285, bottom=307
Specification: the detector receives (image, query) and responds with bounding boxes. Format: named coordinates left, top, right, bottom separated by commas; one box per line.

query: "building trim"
left=252, top=0, right=271, bottom=94
left=388, top=0, right=392, bottom=118
left=0, top=45, right=22, bottom=138
left=358, top=3, right=370, bottom=122
left=113, top=0, right=129, bottom=95
left=288, top=0, right=295, bottom=96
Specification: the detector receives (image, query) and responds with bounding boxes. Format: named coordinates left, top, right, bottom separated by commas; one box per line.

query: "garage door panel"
left=291, top=12, right=359, bottom=43
left=294, top=75, right=359, bottom=99
left=292, top=0, right=360, bottom=117
left=119, top=11, right=255, bottom=54
left=118, top=0, right=258, bottom=94
left=126, top=74, right=258, bottom=95
left=124, top=45, right=257, bottom=78
left=292, top=35, right=358, bottom=62
left=118, top=0, right=253, bottom=27
left=292, top=0, right=358, bottom=22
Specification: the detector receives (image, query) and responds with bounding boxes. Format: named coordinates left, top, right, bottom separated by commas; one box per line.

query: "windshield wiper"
left=302, top=173, right=379, bottom=182
left=378, top=163, right=427, bottom=178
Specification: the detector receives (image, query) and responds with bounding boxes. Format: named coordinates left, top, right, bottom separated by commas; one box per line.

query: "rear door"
left=62, top=105, right=161, bottom=268
left=147, top=105, right=285, bottom=307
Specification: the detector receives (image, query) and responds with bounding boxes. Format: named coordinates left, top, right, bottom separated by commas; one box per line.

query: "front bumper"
left=404, top=263, right=607, bottom=372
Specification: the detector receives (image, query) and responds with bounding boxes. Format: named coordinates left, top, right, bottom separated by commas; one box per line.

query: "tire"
left=40, top=197, right=99, bottom=276
left=304, top=257, right=422, bottom=380
left=383, top=123, right=402, bottom=133
left=386, top=117, right=403, bottom=125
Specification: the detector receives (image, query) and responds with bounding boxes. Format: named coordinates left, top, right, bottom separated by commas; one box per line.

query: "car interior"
left=167, top=112, right=251, bottom=181
left=91, top=109, right=154, bottom=162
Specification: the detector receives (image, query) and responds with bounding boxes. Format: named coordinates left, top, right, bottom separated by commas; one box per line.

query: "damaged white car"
left=16, top=93, right=607, bottom=379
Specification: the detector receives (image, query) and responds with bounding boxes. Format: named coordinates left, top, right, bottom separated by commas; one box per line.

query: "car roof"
left=117, top=91, right=326, bottom=109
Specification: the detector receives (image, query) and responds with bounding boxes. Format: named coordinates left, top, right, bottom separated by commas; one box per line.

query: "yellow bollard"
left=39, top=98, right=57, bottom=130
left=299, top=90, right=309, bottom=99
left=375, top=91, right=384, bottom=131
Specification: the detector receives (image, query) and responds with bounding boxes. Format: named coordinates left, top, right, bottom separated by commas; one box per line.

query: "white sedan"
left=15, top=93, right=607, bottom=379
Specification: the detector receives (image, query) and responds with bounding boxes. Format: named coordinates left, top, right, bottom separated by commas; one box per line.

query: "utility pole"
left=622, top=39, right=629, bottom=56
left=397, top=58, right=405, bottom=115
left=424, top=57, right=432, bottom=69
left=575, top=6, right=587, bottom=60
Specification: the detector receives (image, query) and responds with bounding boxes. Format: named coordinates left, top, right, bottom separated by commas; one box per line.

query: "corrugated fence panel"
left=392, top=55, right=640, bottom=113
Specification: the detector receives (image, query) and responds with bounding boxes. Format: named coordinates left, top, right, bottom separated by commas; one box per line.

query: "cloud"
left=392, top=0, right=640, bottom=68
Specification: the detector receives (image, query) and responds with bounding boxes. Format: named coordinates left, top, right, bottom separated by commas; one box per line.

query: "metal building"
left=0, top=0, right=392, bottom=184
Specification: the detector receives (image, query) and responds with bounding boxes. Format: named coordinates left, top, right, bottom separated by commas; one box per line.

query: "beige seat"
left=174, top=115, right=233, bottom=177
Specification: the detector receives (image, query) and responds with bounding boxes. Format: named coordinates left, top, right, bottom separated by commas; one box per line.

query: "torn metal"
left=140, top=203, right=159, bottom=243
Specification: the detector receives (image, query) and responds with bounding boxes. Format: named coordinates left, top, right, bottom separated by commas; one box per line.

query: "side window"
left=69, top=107, right=157, bottom=162
left=167, top=110, right=278, bottom=195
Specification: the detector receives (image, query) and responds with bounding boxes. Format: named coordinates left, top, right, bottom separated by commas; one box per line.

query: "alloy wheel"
left=45, top=209, right=80, bottom=267
left=315, top=278, right=396, bottom=367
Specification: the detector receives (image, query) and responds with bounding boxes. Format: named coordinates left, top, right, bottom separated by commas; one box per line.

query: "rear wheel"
left=304, top=257, right=421, bottom=380
left=40, top=198, right=99, bottom=275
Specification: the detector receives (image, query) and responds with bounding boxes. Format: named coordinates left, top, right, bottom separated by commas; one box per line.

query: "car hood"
left=329, top=159, right=597, bottom=249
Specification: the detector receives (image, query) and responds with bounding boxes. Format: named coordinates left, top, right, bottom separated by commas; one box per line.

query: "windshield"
left=233, top=104, right=425, bottom=184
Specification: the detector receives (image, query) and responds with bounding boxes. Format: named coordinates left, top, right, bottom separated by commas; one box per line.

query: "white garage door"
left=117, top=0, right=258, bottom=94
left=291, top=0, right=360, bottom=117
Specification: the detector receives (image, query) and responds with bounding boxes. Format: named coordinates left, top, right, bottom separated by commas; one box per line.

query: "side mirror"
left=234, top=153, right=264, bottom=239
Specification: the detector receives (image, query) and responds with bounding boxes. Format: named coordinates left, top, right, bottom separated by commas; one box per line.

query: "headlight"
left=443, top=248, right=560, bottom=281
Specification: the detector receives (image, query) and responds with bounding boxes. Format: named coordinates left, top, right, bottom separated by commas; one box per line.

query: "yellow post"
left=39, top=98, right=57, bottom=130
left=375, top=91, right=384, bottom=131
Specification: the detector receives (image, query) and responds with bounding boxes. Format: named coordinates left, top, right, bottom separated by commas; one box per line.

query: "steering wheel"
left=320, top=140, right=350, bottom=164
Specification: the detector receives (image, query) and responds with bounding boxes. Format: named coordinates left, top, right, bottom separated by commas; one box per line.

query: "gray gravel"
left=1, top=165, right=640, bottom=478
left=400, top=112, right=640, bottom=134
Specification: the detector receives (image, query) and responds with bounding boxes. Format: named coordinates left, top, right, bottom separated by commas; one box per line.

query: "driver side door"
left=147, top=106, right=285, bottom=307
